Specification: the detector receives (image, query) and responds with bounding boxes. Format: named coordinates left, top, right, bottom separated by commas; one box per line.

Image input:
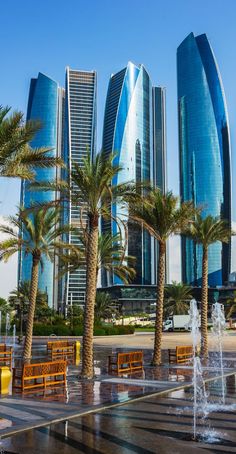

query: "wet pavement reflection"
left=1, top=373, right=236, bottom=453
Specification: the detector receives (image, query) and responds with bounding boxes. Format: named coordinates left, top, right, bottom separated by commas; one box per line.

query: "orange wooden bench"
left=168, top=345, right=193, bottom=364
left=108, top=351, right=143, bottom=374
left=47, top=340, right=74, bottom=353
left=0, top=344, right=13, bottom=369
left=51, top=344, right=75, bottom=361
left=13, top=360, right=67, bottom=392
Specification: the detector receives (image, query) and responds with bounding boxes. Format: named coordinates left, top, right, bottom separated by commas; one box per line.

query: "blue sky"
left=0, top=0, right=236, bottom=295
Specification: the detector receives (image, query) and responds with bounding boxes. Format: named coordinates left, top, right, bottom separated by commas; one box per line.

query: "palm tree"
left=69, top=153, right=131, bottom=378
left=29, top=151, right=135, bottom=378
left=128, top=189, right=195, bottom=365
left=185, top=214, right=231, bottom=358
left=95, top=292, right=119, bottom=323
left=0, top=207, right=72, bottom=361
left=0, top=105, right=63, bottom=179
left=9, top=281, right=48, bottom=307
left=9, top=281, right=49, bottom=336
left=164, top=282, right=192, bottom=316
left=59, top=232, right=136, bottom=284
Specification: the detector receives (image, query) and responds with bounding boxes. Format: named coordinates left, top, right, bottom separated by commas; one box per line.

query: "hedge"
left=33, top=324, right=135, bottom=336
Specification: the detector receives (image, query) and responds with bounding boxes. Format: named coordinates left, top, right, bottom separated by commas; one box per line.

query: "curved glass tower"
left=19, top=73, right=62, bottom=307
left=102, top=62, right=153, bottom=286
left=177, top=33, right=231, bottom=286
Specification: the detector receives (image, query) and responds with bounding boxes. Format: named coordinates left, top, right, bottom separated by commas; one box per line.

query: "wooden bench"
left=13, top=360, right=67, bottom=392
left=47, top=340, right=76, bottom=362
left=0, top=344, right=13, bottom=369
left=51, top=345, right=75, bottom=361
left=168, top=345, right=193, bottom=364
left=47, top=340, right=74, bottom=353
left=108, top=351, right=143, bottom=374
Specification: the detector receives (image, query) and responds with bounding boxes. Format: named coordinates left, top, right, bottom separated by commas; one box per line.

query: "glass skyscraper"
left=102, top=62, right=167, bottom=286
left=152, top=86, right=168, bottom=283
left=64, top=67, right=97, bottom=306
left=19, top=73, right=64, bottom=308
left=177, top=33, right=231, bottom=287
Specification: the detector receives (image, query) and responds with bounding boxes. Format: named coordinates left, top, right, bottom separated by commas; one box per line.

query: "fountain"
left=12, top=324, right=16, bottom=348
left=188, top=299, right=208, bottom=440
left=211, top=302, right=226, bottom=404
left=5, top=314, right=10, bottom=344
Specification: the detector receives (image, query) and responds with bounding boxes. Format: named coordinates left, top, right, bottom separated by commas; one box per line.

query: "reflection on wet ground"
left=1, top=374, right=236, bottom=453
left=0, top=343, right=235, bottom=444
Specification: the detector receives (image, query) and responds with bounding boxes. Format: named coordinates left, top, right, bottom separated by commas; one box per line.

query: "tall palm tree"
left=69, top=153, right=129, bottom=378
left=59, top=232, right=136, bottom=284
left=164, top=282, right=192, bottom=316
left=185, top=214, right=231, bottom=358
left=128, top=189, right=195, bottom=365
left=29, top=151, right=135, bottom=378
left=0, top=105, right=63, bottom=179
left=0, top=207, right=72, bottom=361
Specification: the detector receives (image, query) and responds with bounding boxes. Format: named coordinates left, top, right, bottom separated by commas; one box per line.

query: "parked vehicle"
left=163, top=315, right=190, bottom=331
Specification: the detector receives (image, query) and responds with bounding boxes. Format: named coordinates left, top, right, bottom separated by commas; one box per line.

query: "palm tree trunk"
left=81, top=214, right=99, bottom=379
left=23, top=253, right=40, bottom=363
left=201, top=245, right=208, bottom=359
left=152, top=241, right=166, bottom=366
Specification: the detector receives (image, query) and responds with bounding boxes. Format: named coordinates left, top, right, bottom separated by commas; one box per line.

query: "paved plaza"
left=0, top=333, right=235, bottom=453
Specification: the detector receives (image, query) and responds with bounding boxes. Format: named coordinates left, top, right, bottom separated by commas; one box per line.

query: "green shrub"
left=33, top=323, right=70, bottom=336
left=32, top=322, right=135, bottom=336
left=53, top=325, right=71, bottom=336
left=33, top=324, right=55, bottom=336
left=72, top=325, right=83, bottom=336
left=117, top=325, right=135, bottom=335
left=93, top=327, right=106, bottom=336
left=104, top=326, right=118, bottom=335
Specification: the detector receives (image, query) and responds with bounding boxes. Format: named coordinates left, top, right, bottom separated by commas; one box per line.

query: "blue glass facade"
left=102, top=62, right=155, bottom=286
left=19, top=73, right=60, bottom=307
left=177, top=33, right=231, bottom=286
left=152, top=87, right=168, bottom=283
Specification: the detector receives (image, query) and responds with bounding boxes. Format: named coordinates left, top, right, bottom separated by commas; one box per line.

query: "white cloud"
left=0, top=216, right=17, bottom=300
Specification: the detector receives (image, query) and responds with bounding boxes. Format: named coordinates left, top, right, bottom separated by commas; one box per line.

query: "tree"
left=9, top=281, right=48, bottom=308
left=95, top=292, right=119, bottom=323
left=164, top=282, right=192, bottom=316
left=9, top=281, right=49, bottom=331
left=59, top=232, right=136, bottom=284
left=29, top=150, right=134, bottom=378
left=185, top=214, right=231, bottom=358
left=0, top=297, right=11, bottom=316
left=0, top=105, right=63, bottom=179
left=0, top=207, right=72, bottom=361
left=128, top=189, right=195, bottom=365
left=69, top=152, right=129, bottom=378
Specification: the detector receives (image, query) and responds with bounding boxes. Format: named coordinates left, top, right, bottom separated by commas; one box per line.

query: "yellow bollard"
left=75, top=341, right=81, bottom=366
left=0, top=367, right=12, bottom=395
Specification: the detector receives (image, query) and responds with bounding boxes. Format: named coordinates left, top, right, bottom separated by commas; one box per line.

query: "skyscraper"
left=177, top=33, right=231, bottom=287
left=19, top=73, right=64, bottom=308
left=63, top=67, right=97, bottom=306
left=152, top=86, right=168, bottom=283
left=102, top=62, right=167, bottom=286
